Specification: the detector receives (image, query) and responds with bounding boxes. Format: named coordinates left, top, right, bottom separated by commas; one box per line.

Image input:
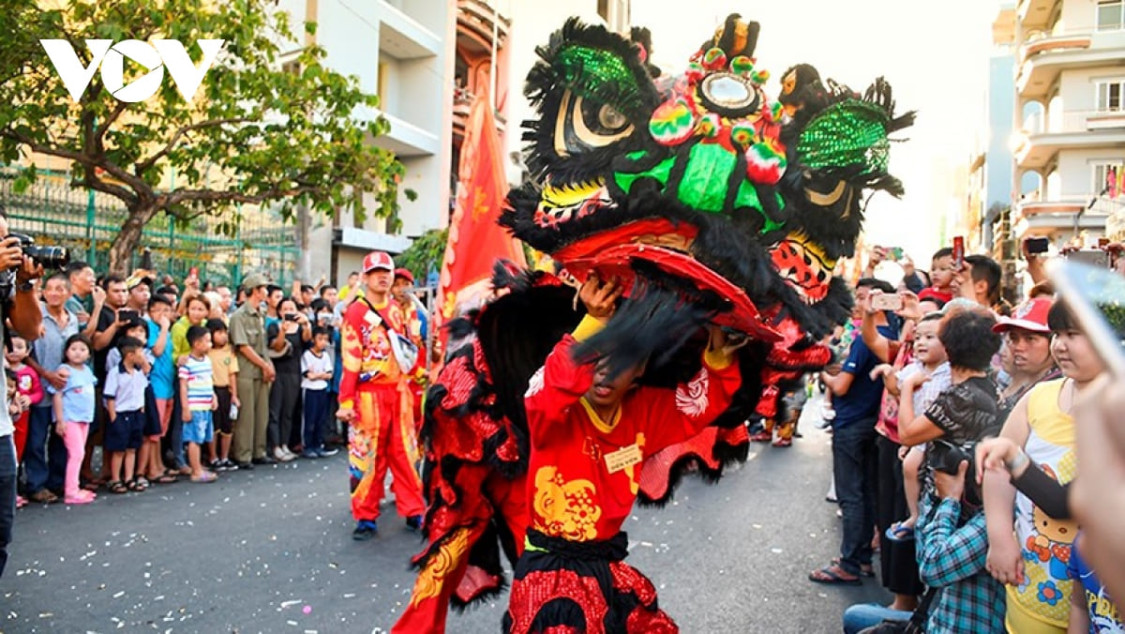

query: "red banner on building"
left=436, top=90, right=526, bottom=342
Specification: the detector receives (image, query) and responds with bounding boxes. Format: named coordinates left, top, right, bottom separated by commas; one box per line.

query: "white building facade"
left=276, top=0, right=456, bottom=284
left=1012, top=0, right=1125, bottom=248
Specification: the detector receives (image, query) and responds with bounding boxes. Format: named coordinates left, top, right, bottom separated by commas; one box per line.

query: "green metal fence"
left=0, top=171, right=299, bottom=287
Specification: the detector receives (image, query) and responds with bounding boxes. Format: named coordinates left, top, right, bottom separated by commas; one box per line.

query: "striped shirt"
left=178, top=355, right=214, bottom=412
left=916, top=494, right=1007, bottom=634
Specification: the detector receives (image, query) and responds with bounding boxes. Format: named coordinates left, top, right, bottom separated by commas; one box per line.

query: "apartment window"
left=1094, top=162, right=1125, bottom=193
left=1096, top=80, right=1125, bottom=111
left=1098, top=0, right=1125, bottom=31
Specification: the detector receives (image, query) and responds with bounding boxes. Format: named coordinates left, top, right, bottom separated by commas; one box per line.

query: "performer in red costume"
left=502, top=275, right=747, bottom=633
left=337, top=251, right=425, bottom=540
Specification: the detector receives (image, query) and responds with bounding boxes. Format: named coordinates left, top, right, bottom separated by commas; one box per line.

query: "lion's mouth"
left=769, top=233, right=835, bottom=304
left=532, top=180, right=615, bottom=229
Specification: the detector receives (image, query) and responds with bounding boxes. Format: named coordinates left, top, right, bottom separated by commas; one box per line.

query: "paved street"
left=2, top=417, right=888, bottom=633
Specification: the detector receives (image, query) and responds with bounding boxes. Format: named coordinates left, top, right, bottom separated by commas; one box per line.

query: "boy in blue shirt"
left=179, top=326, right=217, bottom=483
left=142, top=295, right=176, bottom=484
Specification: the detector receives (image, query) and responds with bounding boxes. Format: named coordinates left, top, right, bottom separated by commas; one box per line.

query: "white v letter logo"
left=153, top=40, right=225, bottom=101
left=41, top=39, right=112, bottom=101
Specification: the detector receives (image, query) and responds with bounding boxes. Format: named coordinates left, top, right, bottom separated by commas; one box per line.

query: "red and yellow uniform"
left=339, top=294, right=425, bottom=523
left=503, top=316, right=741, bottom=633
left=398, top=296, right=427, bottom=430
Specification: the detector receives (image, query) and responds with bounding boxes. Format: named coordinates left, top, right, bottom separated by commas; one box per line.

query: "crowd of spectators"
left=796, top=241, right=1125, bottom=633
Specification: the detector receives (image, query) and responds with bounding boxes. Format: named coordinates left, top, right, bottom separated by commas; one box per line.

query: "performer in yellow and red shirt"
left=502, top=275, right=746, bottom=633
left=337, top=251, right=425, bottom=540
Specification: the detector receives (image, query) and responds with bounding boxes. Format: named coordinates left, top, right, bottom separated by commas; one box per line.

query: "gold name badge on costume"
left=604, top=443, right=643, bottom=474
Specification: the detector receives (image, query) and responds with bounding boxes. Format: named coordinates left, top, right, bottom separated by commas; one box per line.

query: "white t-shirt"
left=300, top=349, right=332, bottom=391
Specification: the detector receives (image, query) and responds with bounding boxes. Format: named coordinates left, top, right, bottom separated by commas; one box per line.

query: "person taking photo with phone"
left=266, top=296, right=310, bottom=461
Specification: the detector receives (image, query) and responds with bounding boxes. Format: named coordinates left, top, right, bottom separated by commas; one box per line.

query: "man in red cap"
left=391, top=268, right=427, bottom=432
left=992, top=296, right=1059, bottom=421
left=337, top=251, right=425, bottom=540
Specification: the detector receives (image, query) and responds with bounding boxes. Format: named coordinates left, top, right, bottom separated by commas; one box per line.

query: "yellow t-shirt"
left=208, top=346, right=240, bottom=388
left=1006, top=379, right=1077, bottom=634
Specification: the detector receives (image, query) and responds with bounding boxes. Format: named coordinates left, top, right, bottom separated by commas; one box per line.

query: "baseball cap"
left=363, top=251, right=394, bottom=273
left=125, top=272, right=153, bottom=290
left=393, top=267, right=415, bottom=284
left=992, top=297, right=1051, bottom=334
left=240, top=272, right=271, bottom=291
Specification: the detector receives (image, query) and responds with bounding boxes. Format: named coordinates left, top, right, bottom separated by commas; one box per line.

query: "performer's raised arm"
left=525, top=275, right=622, bottom=447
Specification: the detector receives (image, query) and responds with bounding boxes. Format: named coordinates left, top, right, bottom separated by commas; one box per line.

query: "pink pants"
left=62, top=422, right=90, bottom=499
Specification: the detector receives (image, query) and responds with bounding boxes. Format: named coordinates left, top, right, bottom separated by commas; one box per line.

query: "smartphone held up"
left=871, top=293, right=903, bottom=312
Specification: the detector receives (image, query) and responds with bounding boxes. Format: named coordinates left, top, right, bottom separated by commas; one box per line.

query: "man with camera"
left=0, top=212, right=46, bottom=578
left=910, top=458, right=1005, bottom=633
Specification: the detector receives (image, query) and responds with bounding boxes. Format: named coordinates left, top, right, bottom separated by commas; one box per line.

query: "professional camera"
left=8, top=232, right=69, bottom=270
left=929, top=438, right=982, bottom=506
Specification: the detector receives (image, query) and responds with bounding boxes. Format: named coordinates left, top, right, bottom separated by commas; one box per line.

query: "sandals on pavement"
left=127, top=479, right=148, bottom=492
left=149, top=470, right=178, bottom=484
left=191, top=471, right=217, bottom=483
left=107, top=480, right=128, bottom=494
left=832, top=556, right=874, bottom=577
left=809, top=563, right=862, bottom=586
left=30, top=489, right=59, bottom=504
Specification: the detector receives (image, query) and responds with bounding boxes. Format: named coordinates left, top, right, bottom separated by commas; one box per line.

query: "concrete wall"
left=1056, top=65, right=1125, bottom=112
left=1055, top=147, right=1125, bottom=195
left=318, top=1, right=380, bottom=95
left=1058, top=0, right=1096, bottom=31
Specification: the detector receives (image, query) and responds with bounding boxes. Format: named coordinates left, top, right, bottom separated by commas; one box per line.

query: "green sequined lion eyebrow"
left=554, top=44, right=648, bottom=117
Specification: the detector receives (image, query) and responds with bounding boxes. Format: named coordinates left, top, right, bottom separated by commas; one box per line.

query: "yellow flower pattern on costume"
left=532, top=466, right=602, bottom=541
left=410, top=527, right=470, bottom=607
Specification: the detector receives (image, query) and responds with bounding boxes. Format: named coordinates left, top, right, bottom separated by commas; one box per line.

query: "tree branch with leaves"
left=0, top=0, right=410, bottom=275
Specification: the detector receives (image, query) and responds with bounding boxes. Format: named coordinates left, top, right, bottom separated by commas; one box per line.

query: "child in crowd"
left=169, top=293, right=212, bottom=473
left=179, top=325, right=217, bottom=483
left=5, top=368, right=32, bottom=508
left=899, top=308, right=1003, bottom=501
left=206, top=318, right=240, bottom=471
left=49, top=335, right=98, bottom=505
left=874, top=312, right=951, bottom=539
left=104, top=337, right=149, bottom=493
left=7, top=335, right=43, bottom=467
left=918, top=247, right=956, bottom=305
left=300, top=326, right=336, bottom=458
left=144, top=294, right=177, bottom=484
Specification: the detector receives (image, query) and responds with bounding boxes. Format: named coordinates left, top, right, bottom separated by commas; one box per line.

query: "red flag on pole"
left=436, top=89, right=526, bottom=343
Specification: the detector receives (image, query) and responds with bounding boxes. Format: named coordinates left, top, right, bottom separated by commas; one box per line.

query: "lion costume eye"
left=554, top=89, right=635, bottom=157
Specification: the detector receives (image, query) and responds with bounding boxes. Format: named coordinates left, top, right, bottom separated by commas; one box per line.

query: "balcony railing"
left=1016, top=195, right=1124, bottom=222
left=457, top=0, right=510, bottom=50
left=1019, top=30, right=1092, bottom=64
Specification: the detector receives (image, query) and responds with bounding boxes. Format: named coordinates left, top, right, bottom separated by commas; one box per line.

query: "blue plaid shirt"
left=916, top=493, right=1006, bottom=633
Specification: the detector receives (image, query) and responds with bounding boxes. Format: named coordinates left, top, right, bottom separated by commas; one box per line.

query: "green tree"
left=0, top=0, right=408, bottom=275
left=396, top=227, right=447, bottom=283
